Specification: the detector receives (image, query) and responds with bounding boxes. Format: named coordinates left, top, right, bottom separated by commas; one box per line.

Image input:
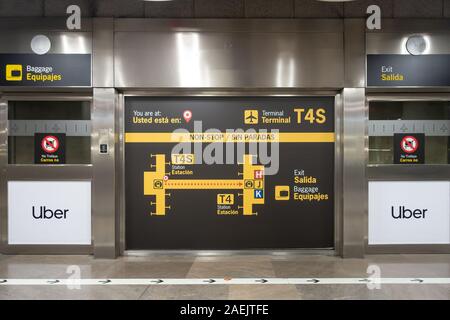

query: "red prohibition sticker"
left=41, top=135, right=59, bottom=154
left=400, top=135, right=419, bottom=154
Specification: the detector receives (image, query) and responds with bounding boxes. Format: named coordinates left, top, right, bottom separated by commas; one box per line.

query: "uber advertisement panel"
left=0, top=53, right=91, bottom=87
left=369, top=181, right=450, bottom=245
left=125, top=97, right=335, bottom=250
left=8, top=181, right=91, bottom=245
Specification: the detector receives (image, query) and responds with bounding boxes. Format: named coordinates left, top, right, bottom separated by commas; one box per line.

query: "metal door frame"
left=365, top=93, right=450, bottom=254
left=118, top=89, right=343, bottom=257
left=0, top=93, right=93, bottom=254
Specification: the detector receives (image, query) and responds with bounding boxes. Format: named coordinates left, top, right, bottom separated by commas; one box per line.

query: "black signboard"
left=125, top=97, right=335, bottom=250
left=100, top=144, right=108, bottom=154
left=367, top=54, right=450, bottom=87
left=34, top=133, right=66, bottom=164
left=0, top=54, right=91, bottom=87
left=394, top=133, right=425, bottom=164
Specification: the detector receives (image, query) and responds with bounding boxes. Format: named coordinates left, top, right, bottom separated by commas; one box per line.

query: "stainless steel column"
left=92, top=18, right=117, bottom=258
left=0, top=96, right=7, bottom=252
left=342, top=88, right=366, bottom=258
left=341, top=19, right=366, bottom=258
left=93, top=18, right=114, bottom=88
left=92, top=89, right=117, bottom=258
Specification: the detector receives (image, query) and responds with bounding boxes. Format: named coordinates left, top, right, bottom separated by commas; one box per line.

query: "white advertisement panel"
left=369, top=181, right=450, bottom=245
left=8, top=181, right=91, bottom=245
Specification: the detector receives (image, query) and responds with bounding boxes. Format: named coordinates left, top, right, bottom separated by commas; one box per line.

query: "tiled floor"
left=0, top=253, right=450, bottom=300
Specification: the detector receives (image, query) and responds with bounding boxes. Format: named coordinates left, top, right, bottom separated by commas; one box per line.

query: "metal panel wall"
left=341, top=19, right=366, bottom=258
left=114, top=19, right=344, bottom=89
left=365, top=94, right=450, bottom=254
left=92, top=88, right=117, bottom=258
left=0, top=94, right=93, bottom=255
left=365, top=20, right=450, bottom=254
left=0, top=20, right=96, bottom=255
left=0, top=97, right=8, bottom=251
left=0, top=18, right=93, bottom=92
left=366, top=19, right=450, bottom=56
left=342, top=88, right=366, bottom=258
left=92, top=18, right=118, bottom=259
left=0, top=17, right=373, bottom=258
left=344, top=19, right=365, bottom=88
left=0, top=19, right=92, bottom=55
left=366, top=19, right=450, bottom=91
left=93, top=18, right=114, bottom=88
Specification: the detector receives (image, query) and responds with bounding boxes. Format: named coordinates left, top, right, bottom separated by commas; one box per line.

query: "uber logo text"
left=391, top=206, right=428, bottom=219
left=32, top=206, right=69, bottom=219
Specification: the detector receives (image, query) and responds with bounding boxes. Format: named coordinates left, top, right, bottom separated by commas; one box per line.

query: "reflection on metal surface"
left=343, top=88, right=365, bottom=258
left=114, top=24, right=344, bottom=88
left=366, top=19, right=450, bottom=34
left=367, top=165, right=450, bottom=181
left=176, top=33, right=205, bottom=87
left=0, top=32, right=92, bottom=54
left=369, top=120, right=450, bottom=136
left=77, top=35, right=87, bottom=54
left=61, top=34, right=69, bottom=53
left=93, top=18, right=114, bottom=88
left=344, top=19, right=365, bottom=88
left=6, top=165, right=92, bottom=180
left=92, top=88, right=117, bottom=258
left=0, top=98, right=8, bottom=250
left=368, top=33, right=450, bottom=55
left=334, top=94, right=343, bottom=256
left=8, top=120, right=91, bottom=136
left=276, top=54, right=295, bottom=88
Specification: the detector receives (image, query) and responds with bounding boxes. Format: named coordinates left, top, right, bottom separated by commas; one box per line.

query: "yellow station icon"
left=6, top=64, right=23, bottom=81
left=217, top=194, right=234, bottom=205
left=244, top=110, right=258, bottom=124
left=275, top=185, right=290, bottom=200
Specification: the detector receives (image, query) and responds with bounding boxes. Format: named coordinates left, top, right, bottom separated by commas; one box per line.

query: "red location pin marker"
left=183, top=110, right=192, bottom=123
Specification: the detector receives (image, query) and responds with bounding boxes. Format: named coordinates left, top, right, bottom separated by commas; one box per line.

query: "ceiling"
left=0, top=0, right=449, bottom=19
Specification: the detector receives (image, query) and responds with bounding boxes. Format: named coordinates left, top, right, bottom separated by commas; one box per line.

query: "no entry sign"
left=41, top=135, right=60, bottom=154
left=400, top=136, right=419, bottom=154
left=35, top=133, right=66, bottom=164
left=394, top=133, right=425, bottom=164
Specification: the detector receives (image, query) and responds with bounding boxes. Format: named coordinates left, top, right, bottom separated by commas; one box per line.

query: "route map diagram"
left=125, top=97, right=335, bottom=250
left=145, top=154, right=264, bottom=216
